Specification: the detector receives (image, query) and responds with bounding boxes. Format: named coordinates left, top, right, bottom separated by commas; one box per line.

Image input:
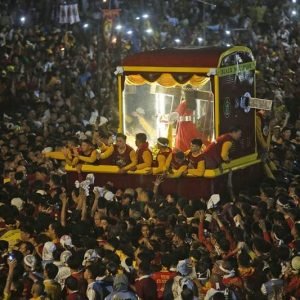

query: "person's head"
left=44, top=263, right=59, bottom=279
left=281, top=127, right=292, bottom=141
left=35, top=167, right=48, bottom=181
left=141, top=224, right=150, bottom=238
left=157, top=137, right=169, bottom=149
left=93, top=211, right=102, bottom=227
left=67, top=253, right=82, bottom=271
left=65, top=276, right=79, bottom=294
left=84, top=263, right=99, bottom=281
left=24, top=254, right=37, bottom=272
left=138, top=260, right=151, bottom=276
left=116, top=133, right=127, bottom=148
left=99, top=216, right=109, bottom=231
left=173, top=226, right=186, bottom=247
left=174, top=151, right=185, bottom=165
left=20, top=224, right=34, bottom=241
left=272, top=125, right=281, bottom=138
left=190, top=139, right=202, bottom=153
left=121, top=193, right=133, bottom=206
left=31, top=281, right=45, bottom=298
left=183, top=86, right=197, bottom=110
left=268, top=263, right=282, bottom=279
left=81, top=140, right=93, bottom=153
left=229, top=126, right=242, bottom=140
left=48, top=222, right=63, bottom=240
left=19, top=241, right=34, bottom=256
left=181, top=287, right=194, bottom=300
left=135, top=133, right=147, bottom=148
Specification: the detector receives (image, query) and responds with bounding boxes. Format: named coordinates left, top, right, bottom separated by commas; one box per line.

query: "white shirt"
left=86, top=281, right=97, bottom=300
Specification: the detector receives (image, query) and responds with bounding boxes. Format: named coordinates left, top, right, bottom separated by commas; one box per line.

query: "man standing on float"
left=174, top=86, right=203, bottom=152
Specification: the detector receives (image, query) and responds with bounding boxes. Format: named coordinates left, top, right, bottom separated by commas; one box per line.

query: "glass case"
left=122, top=78, right=214, bottom=150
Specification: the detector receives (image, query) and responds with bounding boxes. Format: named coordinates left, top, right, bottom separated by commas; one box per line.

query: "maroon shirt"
left=111, top=144, right=134, bottom=167
left=204, top=134, right=234, bottom=165
left=186, top=151, right=205, bottom=169
left=153, top=148, right=172, bottom=167
left=135, top=276, right=158, bottom=300
left=169, top=153, right=188, bottom=170
left=137, top=142, right=152, bottom=164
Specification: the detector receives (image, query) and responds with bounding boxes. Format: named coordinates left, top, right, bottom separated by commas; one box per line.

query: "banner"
left=102, top=9, right=121, bottom=45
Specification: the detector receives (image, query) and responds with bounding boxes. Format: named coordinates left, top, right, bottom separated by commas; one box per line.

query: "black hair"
left=135, top=133, right=147, bottom=143
left=191, top=139, right=202, bottom=147
left=138, top=260, right=151, bottom=275
left=45, top=263, right=59, bottom=279
left=175, top=151, right=185, bottom=160
left=181, top=287, right=194, bottom=300
left=157, top=137, right=169, bottom=147
left=49, top=221, right=63, bottom=238
left=67, top=252, right=82, bottom=270
left=269, top=263, right=282, bottom=278
left=86, top=263, right=100, bottom=279
left=116, top=133, right=127, bottom=140
left=65, top=276, right=79, bottom=291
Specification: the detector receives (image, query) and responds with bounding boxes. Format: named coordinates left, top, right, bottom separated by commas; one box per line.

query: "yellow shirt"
left=0, top=229, right=21, bottom=250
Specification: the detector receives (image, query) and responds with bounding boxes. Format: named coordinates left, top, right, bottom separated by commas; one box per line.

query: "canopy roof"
left=122, top=47, right=239, bottom=68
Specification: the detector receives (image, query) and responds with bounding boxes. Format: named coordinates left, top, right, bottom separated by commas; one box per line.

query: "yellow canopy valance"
left=125, top=73, right=208, bottom=87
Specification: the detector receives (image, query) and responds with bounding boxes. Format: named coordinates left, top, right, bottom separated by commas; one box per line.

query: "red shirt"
left=151, top=271, right=177, bottom=300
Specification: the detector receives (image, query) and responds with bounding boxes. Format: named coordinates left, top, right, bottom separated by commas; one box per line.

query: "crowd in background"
left=0, top=0, right=300, bottom=299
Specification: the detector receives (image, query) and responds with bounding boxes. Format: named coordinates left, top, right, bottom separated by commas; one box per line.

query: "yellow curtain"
left=126, top=73, right=208, bottom=87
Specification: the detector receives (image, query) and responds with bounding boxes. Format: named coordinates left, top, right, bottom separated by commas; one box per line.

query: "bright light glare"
left=198, top=37, right=203, bottom=43
left=292, top=10, right=297, bottom=15
left=145, top=28, right=153, bottom=34
left=83, top=23, right=89, bottom=28
left=142, top=14, right=149, bottom=19
left=225, top=30, right=231, bottom=35
left=292, top=0, right=296, bottom=3
left=174, top=38, right=181, bottom=43
left=127, top=30, right=133, bottom=35
left=226, top=43, right=231, bottom=47
left=20, top=16, right=26, bottom=23
left=116, top=24, right=122, bottom=30
left=136, top=16, right=140, bottom=20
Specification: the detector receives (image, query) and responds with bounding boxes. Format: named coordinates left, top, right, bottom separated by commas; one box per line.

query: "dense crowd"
left=0, top=0, right=300, bottom=299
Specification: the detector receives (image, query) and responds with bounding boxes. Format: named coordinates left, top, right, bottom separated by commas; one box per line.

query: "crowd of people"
left=0, top=0, right=300, bottom=299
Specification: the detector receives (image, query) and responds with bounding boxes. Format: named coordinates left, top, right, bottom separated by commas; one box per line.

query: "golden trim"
left=217, top=46, right=253, bottom=67
left=122, top=66, right=211, bottom=73
left=118, top=75, right=123, bottom=133
left=214, top=75, right=220, bottom=137
left=65, top=153, right=260, bottom=177
left=203, top=153, right=260, bottom=178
